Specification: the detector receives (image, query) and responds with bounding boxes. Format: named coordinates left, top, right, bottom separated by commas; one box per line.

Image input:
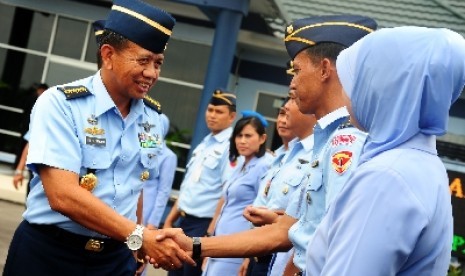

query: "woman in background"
left=203, top=111, right=270, bottom=276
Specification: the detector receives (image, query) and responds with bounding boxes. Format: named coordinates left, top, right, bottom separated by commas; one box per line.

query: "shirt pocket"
left=203, top=152, right=221, bottom=170
left=140, top=148, right=160, bottom=170
left=302, top=168, right=325, bottom=222
left=82, top=147, right=112, bottom=170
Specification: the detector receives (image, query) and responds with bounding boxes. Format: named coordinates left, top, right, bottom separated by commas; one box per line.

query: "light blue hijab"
left=337, top=26, right=465, bottom=163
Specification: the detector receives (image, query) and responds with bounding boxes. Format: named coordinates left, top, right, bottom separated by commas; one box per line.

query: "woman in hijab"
left=306, top=26, right=465, bottom=275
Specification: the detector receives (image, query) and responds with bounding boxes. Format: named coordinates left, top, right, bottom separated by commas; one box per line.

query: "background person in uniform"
left=153, top=15, right=376, bottom=274
left=239, top=96, right=295, bottom=276
left=202, top=111, right=270, bottom=275
left=163, top=89, right=236, bottom=276
left=3, top=0, right=195, bottom=275
left=305, top=26, right=465, bottom=276
left=13, top=83, right=48, bottom=197
left=243, top=94, right=316, bottom=276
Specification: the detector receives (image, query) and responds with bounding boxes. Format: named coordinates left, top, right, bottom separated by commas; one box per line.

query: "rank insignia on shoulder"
left=143, top=96, right=162, bottom=114
left=58, top=85, right=92, bottom=100
left=331, top=150, right=353, bottom=174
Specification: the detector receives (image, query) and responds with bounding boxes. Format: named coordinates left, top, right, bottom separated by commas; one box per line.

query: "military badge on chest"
left=85, top=114, right=106, bottom=147
left=138, top=120, right=162, bottom=149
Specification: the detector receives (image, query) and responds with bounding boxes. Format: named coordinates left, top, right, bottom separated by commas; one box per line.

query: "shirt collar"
left=211, top=127, right=233, bottom=143
left=300, top=133, right=314, bottom=152
left=93, top=71, right=145, bottom=118
left=317, top=106, right=350, bottom=130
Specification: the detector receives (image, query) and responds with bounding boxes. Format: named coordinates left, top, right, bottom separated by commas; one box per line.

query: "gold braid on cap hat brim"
left=112, top=5, right=172, bottom=36
left=95, top=30, right=104, bottom=36
left=212, top=92, right=236, bottom=106
left=284, top=21, right=375, bottom=44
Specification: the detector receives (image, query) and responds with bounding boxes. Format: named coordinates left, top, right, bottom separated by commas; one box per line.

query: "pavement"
left=0, top=164, right=167, bottom=276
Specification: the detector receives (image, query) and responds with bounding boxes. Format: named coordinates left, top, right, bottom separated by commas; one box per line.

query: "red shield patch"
left=331, top=151, right=353, bottom=174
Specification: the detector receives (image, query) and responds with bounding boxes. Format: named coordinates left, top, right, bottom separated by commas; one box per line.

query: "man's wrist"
left=14, top=169, right=23, bottom=175
left=192, top=237, right=201, bottom=261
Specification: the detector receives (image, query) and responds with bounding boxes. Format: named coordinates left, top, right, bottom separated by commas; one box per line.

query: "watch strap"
left=192, top=237, right=201, bottom=261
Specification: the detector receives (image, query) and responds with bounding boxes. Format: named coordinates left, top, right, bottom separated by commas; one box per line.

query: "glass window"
left=45, top=62, right=95, bottom=87
left=161, top=40, right=210, bottom=84
left=0, top=3, right=14, bottom=44
left=20, top=54, right=46, bottom=90
left=52, top=17, right=87, bottom=59
left=0, top=48, right=7, bottom=83
left=85, top=29, right=98, bottom=65
left=28, top=11, right=54, bottom=52
left=149, top=81, right=201, bottom=135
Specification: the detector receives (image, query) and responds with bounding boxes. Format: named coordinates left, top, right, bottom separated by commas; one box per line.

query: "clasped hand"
left=140, top=228, right=195, bottom=271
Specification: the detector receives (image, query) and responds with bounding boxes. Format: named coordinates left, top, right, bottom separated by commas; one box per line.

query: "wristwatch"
left=126, top=224, right=145, bottom=251
left=192, top=237, right=201, bottom=261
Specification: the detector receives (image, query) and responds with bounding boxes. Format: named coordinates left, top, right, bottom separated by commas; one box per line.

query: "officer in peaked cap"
left=281, top=14, right=376, bottom=273
left=163, top=87, right=236, bottom=276
left=3, top=1, right=195, bottom=275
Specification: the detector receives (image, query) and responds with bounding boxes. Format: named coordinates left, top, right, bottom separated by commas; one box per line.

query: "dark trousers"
left=168, top=214, right=211, bottom=276
left=246, top=255, right=272, bottom=276
left=3, top=220, right=136, bottom=276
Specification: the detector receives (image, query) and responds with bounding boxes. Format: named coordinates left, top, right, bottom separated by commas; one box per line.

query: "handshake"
left=137, top=228, right=196, bottom=272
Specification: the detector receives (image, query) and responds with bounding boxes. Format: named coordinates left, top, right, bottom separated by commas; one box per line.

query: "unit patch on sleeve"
left=331, top=150, right=353, bottom=174
left=58, top=86, right=92, bottom=100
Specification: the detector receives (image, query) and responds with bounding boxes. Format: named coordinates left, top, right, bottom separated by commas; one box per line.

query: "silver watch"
left=126, top=224, right=145, bottom=251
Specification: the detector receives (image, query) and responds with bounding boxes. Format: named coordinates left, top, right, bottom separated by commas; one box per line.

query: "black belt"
left=179, top=210, right=209, bottom=220
left=28, top=222, right=124, bottom=253
left=253, top=254, right=273, bottom=264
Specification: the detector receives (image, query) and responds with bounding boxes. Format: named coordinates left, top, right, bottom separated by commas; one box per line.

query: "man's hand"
left=243, top=206, right=284, bottom=226
left=13, top=174, right=24, bottom=190
left=141, top=228, right=195, bottom=271
left=154, top=228, right=193, bottom=254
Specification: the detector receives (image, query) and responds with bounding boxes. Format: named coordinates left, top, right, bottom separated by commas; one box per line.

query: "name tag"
left=86, top=136, right=106, bottom=147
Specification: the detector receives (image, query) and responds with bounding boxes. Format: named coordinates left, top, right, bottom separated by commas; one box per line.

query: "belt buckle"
left=180, top=211, right=186, bottom=217
left=85, top=238, right=104, bottom=252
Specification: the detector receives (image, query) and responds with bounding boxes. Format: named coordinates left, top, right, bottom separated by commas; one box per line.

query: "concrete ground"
left=0, top=164, right=167, bottom=276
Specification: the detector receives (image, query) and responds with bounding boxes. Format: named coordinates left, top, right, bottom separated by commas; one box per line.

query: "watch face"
left=127, top=235, right=143, bottom=250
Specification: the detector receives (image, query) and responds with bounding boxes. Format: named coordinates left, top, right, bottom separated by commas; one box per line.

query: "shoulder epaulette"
left=338, top=120, right=354, bottom=129
left=57, top=85, right=92, bottom=100
left=143, top=95, right=162, bottom=114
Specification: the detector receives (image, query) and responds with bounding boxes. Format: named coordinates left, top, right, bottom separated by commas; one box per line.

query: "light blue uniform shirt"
left=286, top=107, right=366, bottom=270
left=260, top=135, right=313, bottom=276
left=265, top=135, right=313, bottom=211
left=24, top=72, right=165, bottom=237
left=306, top=134, right=452, bottom=275
left=206, top=155, right=270, bottom=270
left=177, top=127, right=232, bottom=218
left=143, top=143, right=177, bottom=227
